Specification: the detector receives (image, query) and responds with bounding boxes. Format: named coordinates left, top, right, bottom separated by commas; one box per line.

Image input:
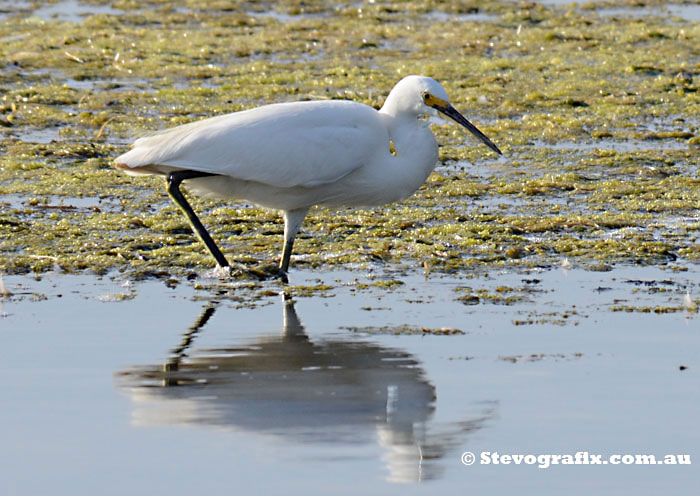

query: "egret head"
left=385, top=75, right=502, bottom=156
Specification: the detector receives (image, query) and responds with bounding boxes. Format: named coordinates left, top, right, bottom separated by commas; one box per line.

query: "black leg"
left=166, top=170, right=230, bottom=268
left=279, top=235, right=295, bottom=275
left=278, top=208, right=308, bottom=282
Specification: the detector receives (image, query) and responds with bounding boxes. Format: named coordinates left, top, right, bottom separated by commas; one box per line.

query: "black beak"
left=438, top=104, right=502, bottom=155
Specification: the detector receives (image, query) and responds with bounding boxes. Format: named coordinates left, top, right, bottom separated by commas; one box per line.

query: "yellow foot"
left=228, top=262, right=288, bottom=282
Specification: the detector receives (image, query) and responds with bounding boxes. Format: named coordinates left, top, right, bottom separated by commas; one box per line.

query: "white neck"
left=377, top=111, right=439, bottom=200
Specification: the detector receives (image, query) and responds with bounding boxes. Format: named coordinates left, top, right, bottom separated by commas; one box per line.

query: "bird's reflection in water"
left=117, top=298, right=494, bottom=483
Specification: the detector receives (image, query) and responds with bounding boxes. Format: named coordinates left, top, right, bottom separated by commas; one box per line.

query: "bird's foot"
left=210, top=264, right=235, bottom=278
left=224, top=262, right=289, bottom=283
left=249, top=263, right=289, bottom=283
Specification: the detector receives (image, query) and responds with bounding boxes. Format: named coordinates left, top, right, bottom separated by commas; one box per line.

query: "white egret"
left=114, top=75, right=501, bottom=279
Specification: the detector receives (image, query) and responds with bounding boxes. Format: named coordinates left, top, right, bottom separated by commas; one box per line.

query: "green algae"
left=499, top=352, right=584, bottom=363
left=456, top=284, right=531, bottom=306
left=343, top=324, right=466, bottom=336
left=0, top=0, right=699, bottom=283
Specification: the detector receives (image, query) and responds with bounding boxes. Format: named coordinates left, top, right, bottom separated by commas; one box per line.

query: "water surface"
left=1, top=266, right=698, bottom=494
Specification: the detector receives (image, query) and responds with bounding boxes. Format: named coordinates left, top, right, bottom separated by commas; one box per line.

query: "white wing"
left=115, top=100, right=388, bottom=188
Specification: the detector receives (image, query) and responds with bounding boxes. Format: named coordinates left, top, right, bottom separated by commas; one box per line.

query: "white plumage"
left=114, top=75, right=501, bottom=279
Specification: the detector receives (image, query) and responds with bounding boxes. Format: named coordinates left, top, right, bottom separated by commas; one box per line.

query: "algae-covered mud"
left=3, top=5, right=699, bottom=493
left=0, top=0, right=698, bottom=281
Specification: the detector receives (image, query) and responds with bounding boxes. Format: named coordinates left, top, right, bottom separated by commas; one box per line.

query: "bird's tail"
left=113, top=161, right=170, bottom=177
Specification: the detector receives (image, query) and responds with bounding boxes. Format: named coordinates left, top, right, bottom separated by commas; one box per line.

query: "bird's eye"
left=422, top=92, right=430, bottom=102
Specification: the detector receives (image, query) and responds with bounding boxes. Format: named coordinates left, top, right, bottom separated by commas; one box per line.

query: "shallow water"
left=598, top=5, right=700, bottom=22
left=1, top=0, right=699, bottom=493
left=11, top=0, right=122, bottom=22
left=1, top=266, right=698, bottom=494
left=541, top=0, right=700, bottom=22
